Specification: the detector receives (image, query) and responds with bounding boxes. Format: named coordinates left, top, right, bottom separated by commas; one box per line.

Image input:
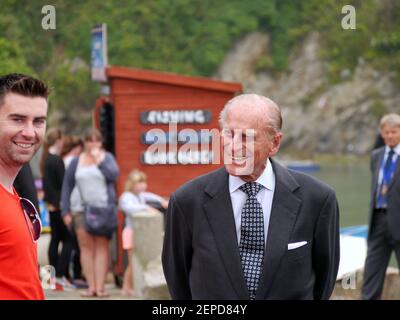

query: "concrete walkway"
left=39, top=234, right=140, bottom=300
left=44, top=282, right=139, bottom=300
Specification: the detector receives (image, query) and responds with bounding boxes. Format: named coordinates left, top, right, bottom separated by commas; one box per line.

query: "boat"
left=277, top=159, right=321, bottom=173
left=337, top=225, right=368, bottom=280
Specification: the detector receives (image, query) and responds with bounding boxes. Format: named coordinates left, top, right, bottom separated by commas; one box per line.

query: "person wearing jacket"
left=61, top=128, right=119, bottom=297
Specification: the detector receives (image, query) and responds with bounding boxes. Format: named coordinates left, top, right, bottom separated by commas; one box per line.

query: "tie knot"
left=389, top=149, right=394, bottom=156
left=240, top=182, right=263, bottom=197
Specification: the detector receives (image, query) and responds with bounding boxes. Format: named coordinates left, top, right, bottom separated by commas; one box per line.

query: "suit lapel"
left=389, top=152, right=400, bottom=190
left=203, top=168, right=249, bottom=299
left=372, top=148, right=384, bottom=197
left=256, top=159, right=301, bottom=299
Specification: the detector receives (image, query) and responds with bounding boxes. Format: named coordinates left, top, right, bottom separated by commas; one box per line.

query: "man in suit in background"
left=362, top=113, right=400, bottom=300
left=162, top=93, right=340, bottom=300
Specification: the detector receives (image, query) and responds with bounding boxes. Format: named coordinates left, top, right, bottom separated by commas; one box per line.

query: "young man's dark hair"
left=0, top=72, right=49, bottom=300
left=0, top=73, right=49, bottom=106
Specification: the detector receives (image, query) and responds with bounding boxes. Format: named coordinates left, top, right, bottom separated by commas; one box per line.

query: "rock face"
left=216, top=32, right=400, bottom=155
left=215, top=32, right=270, bottom=87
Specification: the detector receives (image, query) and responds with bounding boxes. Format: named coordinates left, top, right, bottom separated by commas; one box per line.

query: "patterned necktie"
left=377, top=149, right=395, bottom=208
left=239, top=182, right=265, bottom=300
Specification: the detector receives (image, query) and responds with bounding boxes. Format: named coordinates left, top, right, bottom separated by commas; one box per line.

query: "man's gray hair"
left=219, top=93, right=282, bottom=132
left=380, top=113, right=400, bottom=128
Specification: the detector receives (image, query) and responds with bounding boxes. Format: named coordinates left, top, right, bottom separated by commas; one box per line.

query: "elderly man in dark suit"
left=162, top=93, right=340, bottom=300
left=362, top=113, right=400, bottom=300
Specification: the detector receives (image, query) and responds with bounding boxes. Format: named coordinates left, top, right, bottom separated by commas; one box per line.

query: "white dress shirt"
left=229, top=158, right=275, bottom=245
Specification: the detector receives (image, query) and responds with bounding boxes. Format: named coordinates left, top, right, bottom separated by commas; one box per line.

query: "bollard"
left=130, top=210, right=170, bottom=299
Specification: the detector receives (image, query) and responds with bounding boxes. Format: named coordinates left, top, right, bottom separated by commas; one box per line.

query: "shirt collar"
left=229, top=158, right=275, bottom=193
left=385, top=144, right=400, bottom=157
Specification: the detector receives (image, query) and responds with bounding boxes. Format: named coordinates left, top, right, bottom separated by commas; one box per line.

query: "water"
left=310, top=163, right=370, bottom=227
left=309, top=162, right=398, bottom=268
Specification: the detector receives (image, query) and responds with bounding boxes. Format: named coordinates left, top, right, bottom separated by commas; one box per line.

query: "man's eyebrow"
left=8, top=114, right=47, bottom=119
left=8, top=113, right=26, bottom=118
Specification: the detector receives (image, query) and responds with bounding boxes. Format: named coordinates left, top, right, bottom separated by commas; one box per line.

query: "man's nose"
left=233, top=132, right=250, bottom=150
left=231, top=134, right=246, bottom=157
left=231, top=132, right=241, bottom=147
left=21, top=123, right=36, bottom=139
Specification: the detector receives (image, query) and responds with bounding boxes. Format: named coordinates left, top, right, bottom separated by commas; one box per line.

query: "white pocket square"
left=288, top=241, right=307, bottom=250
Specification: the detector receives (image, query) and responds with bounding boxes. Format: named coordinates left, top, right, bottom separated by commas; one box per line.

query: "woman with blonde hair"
left=118, top=169, right=168, bottom=296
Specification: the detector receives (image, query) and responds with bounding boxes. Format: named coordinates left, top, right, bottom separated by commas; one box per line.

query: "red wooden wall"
left=107, top=67, right=242, bottom=198
left=95, top=66, right=242, bottom=274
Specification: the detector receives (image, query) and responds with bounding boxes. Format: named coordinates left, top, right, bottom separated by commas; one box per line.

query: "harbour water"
left=307, top=160, right=398, bottom=268
left=310, top=162, right=370, bottom=227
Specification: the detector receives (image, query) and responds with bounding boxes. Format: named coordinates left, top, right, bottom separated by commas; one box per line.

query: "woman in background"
left=40, top=128, right=74, bottom=289
left=118, top=169, right=168, bottom=296
left=61, top=135, right=83, bottom=169
left=61, top=128, right=119, bottom=297
left=60, top=135, right=86, bottom=288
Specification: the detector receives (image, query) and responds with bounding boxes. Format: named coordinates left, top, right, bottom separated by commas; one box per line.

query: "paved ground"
left=39, top=234, right=140, bottom=300
left=45, top=282, right=139, bottom=300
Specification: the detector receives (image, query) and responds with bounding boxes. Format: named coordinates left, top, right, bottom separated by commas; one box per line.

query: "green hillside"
left=1, top=0, right=399, bottom=130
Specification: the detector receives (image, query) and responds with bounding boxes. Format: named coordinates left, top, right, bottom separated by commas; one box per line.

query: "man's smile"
left=13, top=141, right=35, bottom=149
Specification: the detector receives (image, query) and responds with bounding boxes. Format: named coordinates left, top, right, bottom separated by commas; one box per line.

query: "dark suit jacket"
left=368, top=147, right=400, bottom=243
left=162, top=159, right=340, bottom=300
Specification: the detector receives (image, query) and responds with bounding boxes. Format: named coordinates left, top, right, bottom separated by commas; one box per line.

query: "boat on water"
left=277, top=159, right=321, bottom=173
left=334, top=225, right=400, bottom=299
left=338, top=225, right=368, bottom=280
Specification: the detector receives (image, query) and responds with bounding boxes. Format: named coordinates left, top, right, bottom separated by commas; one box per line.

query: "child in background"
left=118, top=169, right=168, bottom=297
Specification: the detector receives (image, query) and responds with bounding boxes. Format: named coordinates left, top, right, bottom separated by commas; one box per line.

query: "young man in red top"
left=0, top=74, right=49, bottom=299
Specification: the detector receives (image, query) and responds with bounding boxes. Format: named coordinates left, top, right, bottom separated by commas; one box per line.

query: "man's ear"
left=268, top=132, right=283, bottom=157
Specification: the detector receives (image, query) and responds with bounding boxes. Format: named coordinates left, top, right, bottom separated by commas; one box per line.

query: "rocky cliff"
left=215, top=32, right=400, bottom=155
